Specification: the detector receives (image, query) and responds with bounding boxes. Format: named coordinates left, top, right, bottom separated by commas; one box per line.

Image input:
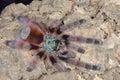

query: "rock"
left=39, top=0, right=72, bottom=16
left=0, top=0, right=120, bottom=80
left=49, top=12, right=63, bottom=20
left=42, top=70, right=78, bottom=80
left=77, top=74, right=86, bottom=80
left=94, top=75, right=103, bottom=80
left=1, top=3, right=29, bottom=16
left=104, top=33, right=119, bottom=50
left=101, top=69, right=120, bottom=80
left=29, top=0, right=42, bottom=11
left=101, top=2, right=120, bottom=26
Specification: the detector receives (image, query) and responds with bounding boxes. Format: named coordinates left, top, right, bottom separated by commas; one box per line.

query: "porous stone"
left=1, top=3, right=29, bottom=16
left=0, top=0, right=120, bottom=80
left=29, top=0, right=42, bottom=11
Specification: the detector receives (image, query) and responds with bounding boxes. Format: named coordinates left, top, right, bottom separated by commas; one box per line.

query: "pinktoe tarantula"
left=5, top=16, right=103, bottom=72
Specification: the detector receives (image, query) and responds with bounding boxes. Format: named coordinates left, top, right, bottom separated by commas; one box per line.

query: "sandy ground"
left=0, top=0, right=120, bottom=80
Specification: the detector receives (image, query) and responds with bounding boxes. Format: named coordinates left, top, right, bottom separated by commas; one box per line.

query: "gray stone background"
left=0, top=0, right=120, bottom=80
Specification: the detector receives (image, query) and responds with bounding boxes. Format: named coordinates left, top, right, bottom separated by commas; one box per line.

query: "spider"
left=5, top=16, right=103, bottom=72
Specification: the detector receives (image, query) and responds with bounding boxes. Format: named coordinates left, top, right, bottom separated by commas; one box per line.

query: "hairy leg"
left=26, top=55, right=40, bottom=72
left=59, top=56, right=101, bottom=71
left=58, top=44, right=76, bottom=58
left=67, top=43, right=85, bottom=54
left=5, top=39, right=31, bottom=49
left=48, top=20, right=64, bottom=29
left=17, top=16, right=32, bottom=27
left=27, top=50, right=46, bottom=72
left=47, top=20, right=64, bottom=34
left=48, top=19, right=86, bottom=34
left=5, top=39, right=41, bottom=50
left=36, top=22, right=48, bottom=34
left=62, top=34, right=103, bottom=45
left=59, top=19, right=86, bottom=32
left=49, top=55, right=68, bottom=72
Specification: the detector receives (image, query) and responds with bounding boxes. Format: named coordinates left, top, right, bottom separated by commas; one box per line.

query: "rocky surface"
left=0, top=0, right=120, bottom=80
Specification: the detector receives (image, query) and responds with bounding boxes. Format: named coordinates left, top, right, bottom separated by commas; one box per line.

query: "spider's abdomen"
left=20, top=24, right=44, bottom=46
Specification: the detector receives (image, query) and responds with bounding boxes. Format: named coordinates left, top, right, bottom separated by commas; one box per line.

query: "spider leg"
left=58, top=45, right=76, bottom=58
left=60, top=51, right=76, bottom=58
left=5, top=39, right=40, bottom=50
left=27, top=50, right=46, bottom=72
left=48, top=20, right=64, bottom=29
left=36, top=22, right=48, bottom=34
left=67, top=43, right=85, bottom=54
left=62, top=34, right=103, bottom=45
left=17, top=16, right=32, bottom=27
left=5, top=39, right=30, bottom=49
left=49, top=56, right=68, bottom=72
left=58, top=56, right=101, bottom=71
left=47, top=20, right=64, bottom=34
left=26, top=55, right=40, bottom=72
left=59, top=19, right=86, bottom=32
left=48, top=19, right=86, bottom=34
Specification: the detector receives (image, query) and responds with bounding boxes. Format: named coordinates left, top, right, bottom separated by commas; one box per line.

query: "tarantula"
left=5, top=16, right=103, bottom=72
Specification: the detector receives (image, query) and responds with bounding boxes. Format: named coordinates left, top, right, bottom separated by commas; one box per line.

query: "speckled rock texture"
left=0, top=0, right=120, bottom=80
